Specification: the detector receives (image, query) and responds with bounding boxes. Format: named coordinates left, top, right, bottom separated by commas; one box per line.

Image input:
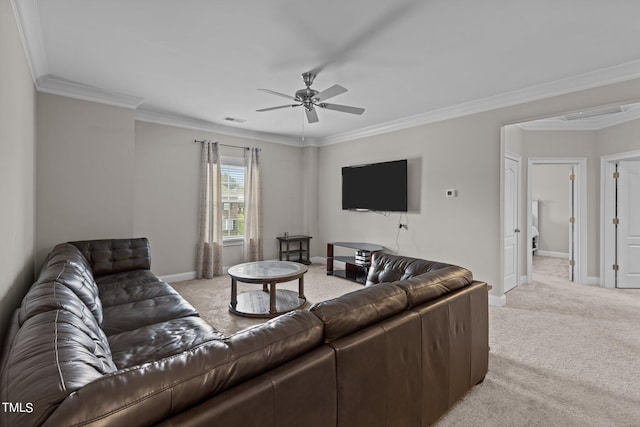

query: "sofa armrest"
left=395, top=265, right=474, bottom=308
left=310, top=283, right=407, bottom=342
left=43, top=310, right=324, bottom=427
left=70, top=238, right=152, bottom=276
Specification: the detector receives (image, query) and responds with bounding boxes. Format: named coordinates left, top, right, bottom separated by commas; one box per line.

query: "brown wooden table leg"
left=230, top=278, right=237, bottom=309
left=269, top=282, right=277, bottom=314
left=298, top=274, right=305, bottom=299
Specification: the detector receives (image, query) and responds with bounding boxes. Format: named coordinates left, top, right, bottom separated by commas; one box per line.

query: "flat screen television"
left=342, top=159, right=408, bottom=212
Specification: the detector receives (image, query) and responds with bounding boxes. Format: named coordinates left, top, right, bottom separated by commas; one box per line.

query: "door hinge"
left=569, top=173, right=575, bottom=181
left=613, top=171, right=620, bottom=179
left=569, top=260, right=575, bottom=267
left=613, top=218, right=620, bottom=225
left=613, top=264, right=619, bottom=271
left=569, top=217, right=576, bottom=224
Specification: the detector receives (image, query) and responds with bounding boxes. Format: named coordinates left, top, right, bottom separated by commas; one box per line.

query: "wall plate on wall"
left=446, top=189, right=457, bottom=198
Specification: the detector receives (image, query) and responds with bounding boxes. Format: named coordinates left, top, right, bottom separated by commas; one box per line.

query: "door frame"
left=504, top=152, right=522, bottom=292
left=600, top=149, right=640, bottom=288
left=527, top=157, right=587, bottom=285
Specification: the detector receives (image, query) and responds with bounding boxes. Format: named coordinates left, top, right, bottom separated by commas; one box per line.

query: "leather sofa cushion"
left=1, top=309, right=117, bottom=427
left=109, top=316, right=225, bottom=369
left=101, top=294, right=199, bottom=335
left=366, top=252, right=454, bottom=285
left=395, top=265, right=474, bottom=308
left=99, top=280, right=179, bottom=307
left=71, top=238, right=152, bottom=277
left=96, top=269, right=161, bottom=289
left=42, top=310, right=324, bottom=427
left=18, top=282, right=111, bottom=352
left=35, top=243, right=103, bottom=324
left=310, top=283, right=407, bottom=342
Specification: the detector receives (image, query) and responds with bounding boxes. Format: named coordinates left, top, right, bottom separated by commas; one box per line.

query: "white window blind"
left=221, top=162, right=245, bottom=239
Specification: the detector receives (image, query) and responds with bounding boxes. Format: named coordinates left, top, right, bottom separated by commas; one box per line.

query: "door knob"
left=514, top=229, right=520, bottom=233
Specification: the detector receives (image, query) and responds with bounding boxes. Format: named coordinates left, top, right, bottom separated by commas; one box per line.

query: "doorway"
left=527, top=158, right=587, bottom=285
left=601, top=150, right=640, bottom=288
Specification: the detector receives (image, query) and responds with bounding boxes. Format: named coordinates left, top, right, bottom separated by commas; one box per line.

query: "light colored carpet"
left=172, top=257, right=640, bottom=426
left=171, top=263, right=362, bottom=335
left=439, top=256, right=640, bottom=426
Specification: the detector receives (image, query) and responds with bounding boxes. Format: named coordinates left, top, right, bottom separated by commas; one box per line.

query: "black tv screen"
left=342, top=159, right=408, bottom=212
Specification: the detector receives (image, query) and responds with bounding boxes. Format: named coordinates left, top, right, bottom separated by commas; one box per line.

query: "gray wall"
left=317, top=80, right=640, bottom=300
left=34, top=100, right=307, bottom=277
left=0, top=0, right=36, bottom=346
left=134, top=121, right=305, bottom=276
left=36, top=93, right=136, bottom=269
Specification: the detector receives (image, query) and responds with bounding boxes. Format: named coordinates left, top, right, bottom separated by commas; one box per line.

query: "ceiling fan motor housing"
left=296, top=87, right=320, bottom=110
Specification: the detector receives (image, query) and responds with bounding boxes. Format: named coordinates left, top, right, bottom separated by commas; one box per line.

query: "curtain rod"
left=193, top=139, right=253, bottom=150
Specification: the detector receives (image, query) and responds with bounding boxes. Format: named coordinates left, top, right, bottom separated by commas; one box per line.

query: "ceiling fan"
left=256, top=72, right=365, bottom=123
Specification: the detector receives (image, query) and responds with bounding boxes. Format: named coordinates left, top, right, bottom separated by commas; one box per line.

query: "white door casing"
left=616, top=160, right=640, bottom=288
left=504, top=155, right=520, bottom=293
left=569, top=165, right=576, bottom=281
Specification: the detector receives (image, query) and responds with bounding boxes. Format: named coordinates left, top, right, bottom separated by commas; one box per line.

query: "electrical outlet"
left=445, top=189, right=457, bottom=198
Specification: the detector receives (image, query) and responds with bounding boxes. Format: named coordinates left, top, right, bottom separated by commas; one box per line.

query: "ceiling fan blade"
left=256, top=104, right=300, bottom=112
left=305, top=107, right=319, bottom=123
left=258, top=88, right=298, bottom=101
left=318, top=103, right=365, bottom=115
left=314, top=84, right=347, bottom=102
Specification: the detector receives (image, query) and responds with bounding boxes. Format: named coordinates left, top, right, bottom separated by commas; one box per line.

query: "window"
left=221, top=159, right=245, bottom=240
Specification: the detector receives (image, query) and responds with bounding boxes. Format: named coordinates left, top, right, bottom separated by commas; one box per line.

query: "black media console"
left=326, top=242, right=384, bottom=284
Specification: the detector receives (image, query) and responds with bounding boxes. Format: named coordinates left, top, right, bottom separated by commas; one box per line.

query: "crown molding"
left=135, top=109, right=316, bottom=147
left=11, top=0, right=47, bottom=83
left=14, top=0, right=640, bottom=146
left=318, top=59, right=640, bottom=145
left=37, top=75, right=145, bottom=109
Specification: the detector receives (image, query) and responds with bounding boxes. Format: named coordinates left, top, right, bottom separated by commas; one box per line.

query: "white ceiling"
left=13, top=0, right=640, bottom=145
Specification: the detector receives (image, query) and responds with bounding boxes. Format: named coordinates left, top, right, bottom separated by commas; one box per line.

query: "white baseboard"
left=310, top=256, right=326, bottom=264
left=535, top=250, right=569, bottom=259
left=489, top=293, right=506, bottom=306
left=160, top=271, right=197, bottom=283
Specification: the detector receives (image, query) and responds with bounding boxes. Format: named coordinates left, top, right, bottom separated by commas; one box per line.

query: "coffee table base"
left=229, top=289, right=306, bottom=318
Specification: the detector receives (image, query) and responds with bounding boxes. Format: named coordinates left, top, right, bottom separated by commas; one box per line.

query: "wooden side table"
left=277, top=235, right=312, bottom=265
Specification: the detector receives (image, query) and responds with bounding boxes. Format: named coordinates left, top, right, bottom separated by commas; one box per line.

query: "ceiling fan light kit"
left=257, top=72, right=365, bottom=123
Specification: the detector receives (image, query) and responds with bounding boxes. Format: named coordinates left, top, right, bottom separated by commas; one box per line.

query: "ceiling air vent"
left=563, top=106, right=624, bottom=121
left=223, top=117, right=246, bottom=123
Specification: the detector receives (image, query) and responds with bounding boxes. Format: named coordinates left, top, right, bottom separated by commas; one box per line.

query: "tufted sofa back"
left=366, top=252, right=454, bottom=285
left=71, top=237, right=151, bottom=277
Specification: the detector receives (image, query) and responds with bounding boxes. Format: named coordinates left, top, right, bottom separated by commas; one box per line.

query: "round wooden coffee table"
left=228, top=261, right=308, bottom=318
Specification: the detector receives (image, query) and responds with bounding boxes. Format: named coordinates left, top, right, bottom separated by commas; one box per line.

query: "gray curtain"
left=196, top=141, right=223, bottom=278
left=243, top=147, right=263, bottom=262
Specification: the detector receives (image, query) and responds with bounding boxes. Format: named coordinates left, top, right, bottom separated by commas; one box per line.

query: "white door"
left=504, top=156, right=520, bottom=292
left=616, top=161, right=640, bottom=288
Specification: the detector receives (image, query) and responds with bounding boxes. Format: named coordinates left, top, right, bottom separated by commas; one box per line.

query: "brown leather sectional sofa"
left=0, top=238, right=488, bottom=426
